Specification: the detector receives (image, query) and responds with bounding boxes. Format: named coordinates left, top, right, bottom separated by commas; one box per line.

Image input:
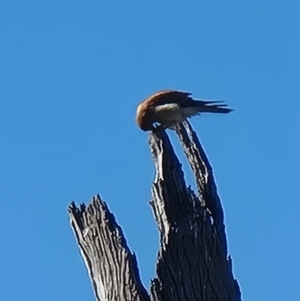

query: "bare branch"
left=68, top=196, right=150, bottom=301
left=148, top=123, right=242, bottom=301
left=68, top=121, right=242, bottom=301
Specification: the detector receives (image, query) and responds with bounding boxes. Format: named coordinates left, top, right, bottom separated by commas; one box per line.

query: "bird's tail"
left=181, top=99, right=233, bottom=118
left=192, top=100, right=233, bottom=114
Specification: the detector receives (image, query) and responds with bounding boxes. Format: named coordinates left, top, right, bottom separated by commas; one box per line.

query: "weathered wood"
left=148, top=121, right=242, bottom=301
left=68, top=198, right=150, bottom=301
left=68, top=121, right=242, bottom=301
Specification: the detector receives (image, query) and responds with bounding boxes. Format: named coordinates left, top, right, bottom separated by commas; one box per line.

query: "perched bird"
left=136, top=90, right=233, bottom=131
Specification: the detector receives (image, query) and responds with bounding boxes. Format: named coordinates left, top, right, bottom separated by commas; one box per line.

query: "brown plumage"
left=136, top=90, right=233, bottom=131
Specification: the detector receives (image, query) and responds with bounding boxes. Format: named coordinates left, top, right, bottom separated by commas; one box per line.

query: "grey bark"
left=68, top=120, right=242, bottom=301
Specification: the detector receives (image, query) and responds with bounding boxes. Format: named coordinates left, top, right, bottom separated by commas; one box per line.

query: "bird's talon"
left=151, top=124, right=164, bottom=133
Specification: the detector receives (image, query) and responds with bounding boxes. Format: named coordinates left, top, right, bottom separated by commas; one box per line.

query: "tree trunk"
left=68, top=120, right=242, bottom=301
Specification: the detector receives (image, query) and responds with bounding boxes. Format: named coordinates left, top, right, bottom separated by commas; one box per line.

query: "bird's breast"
left=152, top=103, right=185, bottom=124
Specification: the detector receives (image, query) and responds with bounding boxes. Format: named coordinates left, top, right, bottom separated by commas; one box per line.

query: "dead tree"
left=68, top=121, right=242, bottom=301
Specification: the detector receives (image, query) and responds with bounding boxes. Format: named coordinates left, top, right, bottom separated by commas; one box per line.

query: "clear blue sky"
left=0, top=1, right=299, bottom=300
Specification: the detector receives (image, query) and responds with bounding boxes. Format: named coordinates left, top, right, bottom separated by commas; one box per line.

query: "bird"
left=136, top=89, right=233, bottom=132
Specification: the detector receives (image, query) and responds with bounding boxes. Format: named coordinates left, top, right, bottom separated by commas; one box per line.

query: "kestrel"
left=136, top=90, right=233, bottom=131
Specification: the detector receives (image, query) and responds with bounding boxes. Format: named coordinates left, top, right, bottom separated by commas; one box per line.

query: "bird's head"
left=136, top=103, right=156, bottom=132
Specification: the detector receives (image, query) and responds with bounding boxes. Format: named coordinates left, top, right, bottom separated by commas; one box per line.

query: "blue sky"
left=0, top=1, right=299, bottom=300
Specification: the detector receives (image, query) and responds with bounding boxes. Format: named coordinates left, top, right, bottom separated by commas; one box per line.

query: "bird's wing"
left=145, top=90, right=232, bottom=113
left=145, top=90, right=192, bottom=107
left=145, top=90, right=224, bottom=106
